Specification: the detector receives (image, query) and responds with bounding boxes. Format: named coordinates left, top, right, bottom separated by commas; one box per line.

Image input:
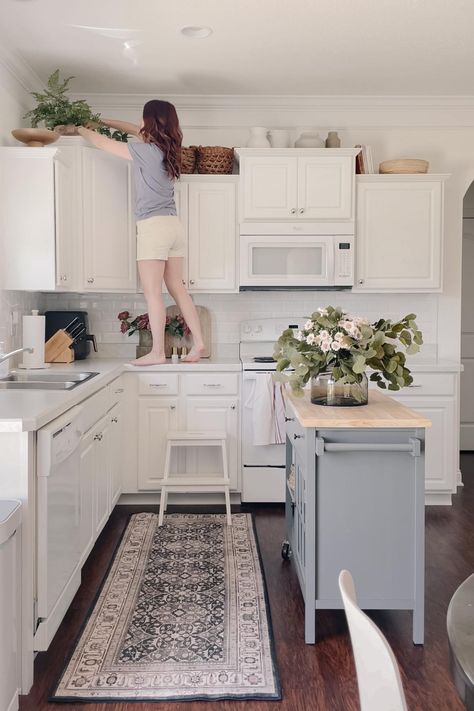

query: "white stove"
left=239, top=318, right=306, bottom=502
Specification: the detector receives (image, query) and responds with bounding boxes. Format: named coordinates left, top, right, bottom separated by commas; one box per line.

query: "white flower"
left=334, top=331, right=345, bottom=342
left=317, top=307, right=328, bottom=316
left=295, top=330, right=304, bottom=341
left=331, top=341, right=341, bottom=351
left=306, top=333, right=317, bottom=345
left=320, top=339, right=332, bottom=353
left=304, top=319, right=314, bottom=331
left=319, top=330, right=329, bottom=339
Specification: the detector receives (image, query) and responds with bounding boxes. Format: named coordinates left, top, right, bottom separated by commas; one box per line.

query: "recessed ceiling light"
left=180, top=25, right=213, bottom=39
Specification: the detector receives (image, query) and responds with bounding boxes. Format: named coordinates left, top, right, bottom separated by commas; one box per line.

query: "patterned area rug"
left=52, top=513, right=281, bottom=702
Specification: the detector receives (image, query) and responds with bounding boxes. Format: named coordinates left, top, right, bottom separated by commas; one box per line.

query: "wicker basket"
left=379, top=159, right=429, bottom=174
left=197, top=146, right=234, bottom=174
left=181, top=146, right=197, bottom=174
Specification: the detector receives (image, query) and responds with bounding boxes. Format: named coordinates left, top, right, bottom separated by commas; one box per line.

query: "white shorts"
left=136, top=215, right=186, bottom=261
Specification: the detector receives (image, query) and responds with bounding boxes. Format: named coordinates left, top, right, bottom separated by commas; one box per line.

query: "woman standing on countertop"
left=78, top=101, right=205, bottom=365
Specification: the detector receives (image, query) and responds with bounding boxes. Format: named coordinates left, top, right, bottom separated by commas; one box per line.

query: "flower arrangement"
left=273, top=305, right=423, bottom=401
left=117, top=311, right=190, bottom=338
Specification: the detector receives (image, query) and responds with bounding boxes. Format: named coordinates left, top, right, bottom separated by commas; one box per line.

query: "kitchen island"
left=284, top=388, right=431, bottom=644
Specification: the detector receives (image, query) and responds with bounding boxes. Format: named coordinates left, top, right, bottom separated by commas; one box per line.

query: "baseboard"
left=6, top=689, right=19, bottom=711
left=118, top=492, right=242, bottom=505
left=425, top=492, right=452, bottom=505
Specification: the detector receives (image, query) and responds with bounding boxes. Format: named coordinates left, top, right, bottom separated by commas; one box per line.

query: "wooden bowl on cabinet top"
left=11, top=128, right=60, bottom=147
left=379, top=158, right=429, bottom=174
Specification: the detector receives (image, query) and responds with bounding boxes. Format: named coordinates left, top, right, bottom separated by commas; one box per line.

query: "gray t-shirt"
left=128, top=142, right=177, bottom=220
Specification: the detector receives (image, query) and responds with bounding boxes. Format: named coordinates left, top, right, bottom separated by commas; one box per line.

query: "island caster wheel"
left=281, top=540, right=292, bottom=560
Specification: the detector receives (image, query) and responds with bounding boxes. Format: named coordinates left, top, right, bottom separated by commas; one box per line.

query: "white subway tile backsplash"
left=39, top=290, right=439, bottom=360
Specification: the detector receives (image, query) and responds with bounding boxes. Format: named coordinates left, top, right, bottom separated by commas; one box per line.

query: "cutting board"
left=164, top=305, right=211, bottom=358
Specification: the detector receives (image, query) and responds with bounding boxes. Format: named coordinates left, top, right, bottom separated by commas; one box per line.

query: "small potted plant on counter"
left=118, top=311, right=190, bottom=359
left=273, top=305, right=423, bottom=406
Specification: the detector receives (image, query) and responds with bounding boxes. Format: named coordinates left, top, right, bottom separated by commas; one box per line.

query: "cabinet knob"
left=189, top=279, right=195, bottom=285
left=115, top=388, right=124, bottom=394
left=182, top=279, right=186, bottom=285
left=290, top=208, right=297, bottom=215
left=298, top=208, right=305, bottom=214
left=60, top=274, right=67, bottom=282
left=293, top=433, right=303, bottom=440
left=87, top=277, right=94, bottom=284
left=285, top=416, right=294, bottom=422
left=94, top=432, right=103, bottom=441
left=170, top=405, right=176, bottom=410
left=231, top=404, right=236, bottom=410
left=111, top=417, right=118, bottom=423
left=358, top=279, right=364, bottom=285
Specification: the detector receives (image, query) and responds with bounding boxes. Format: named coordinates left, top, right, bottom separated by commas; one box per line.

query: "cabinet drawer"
left=182, top=373, right=239, bottom=395
left=397, top=373, right=455, bottom=397
left=285, top=407, right=307, bottom=456
left=138, top=373, right=179, bottom=395
left=108, top=376, right=126, bottom=404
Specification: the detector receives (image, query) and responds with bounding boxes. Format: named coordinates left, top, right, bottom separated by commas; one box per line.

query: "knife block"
left=45, top=330, right=74, bottom=363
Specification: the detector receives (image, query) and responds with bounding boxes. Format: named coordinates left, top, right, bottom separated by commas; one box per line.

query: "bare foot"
left=182, top=344, right=205, bottom=363
left=129, top=350, right=167, bottom=366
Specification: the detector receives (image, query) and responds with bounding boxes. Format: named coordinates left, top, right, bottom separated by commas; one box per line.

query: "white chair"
left=158, top=431, right=232, bottom=527
left=338, top=570, right=408, bottom=711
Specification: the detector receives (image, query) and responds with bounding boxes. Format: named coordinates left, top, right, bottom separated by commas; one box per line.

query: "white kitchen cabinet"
left=237, top=148, right=358, bottom=222
left=0, top=147, right=75, bottom=291
left=79, top=427, right=95, bottom=565
left=384, top=370, right=459, bottom=504
left=94, top=415, right=111, bottom=537
left=136, top=370, right=240, bottom=492
left=0, top=138, right=135, bottom=292
left=108, top=403, right=123, bottom=510
left=355, top=175, right=449, bottom=292
left=0, top=501, right=21, bottom=711
left=173, top=176, right=238, bottom=293
left=184, top=397, right=239, bottom=489
left=138, top=397, right=179, bottom=489
left=82, top=148, right=136, bottom=291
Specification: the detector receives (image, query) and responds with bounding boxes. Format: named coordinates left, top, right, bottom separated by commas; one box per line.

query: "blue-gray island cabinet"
left=283, top=388, right=431, bottom=645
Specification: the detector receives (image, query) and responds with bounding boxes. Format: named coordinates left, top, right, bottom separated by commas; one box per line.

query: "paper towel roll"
left=20, top=310, right=47, bottom=369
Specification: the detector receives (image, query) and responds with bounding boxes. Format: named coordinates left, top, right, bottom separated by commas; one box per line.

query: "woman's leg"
left=131, top=259, right=167, bottom=365
left=164, top=257, right=205, bottom=362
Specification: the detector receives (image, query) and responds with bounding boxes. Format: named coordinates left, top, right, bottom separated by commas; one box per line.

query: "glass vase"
left=310, top=372, right=368, bottom=407
left=136, top=329, right=153, bottom=358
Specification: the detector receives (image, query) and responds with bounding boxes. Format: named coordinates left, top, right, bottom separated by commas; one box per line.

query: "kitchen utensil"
left=45, top=311, right=96, bottom=360
left=18, top=310, right=49, bottom=369
left=268, top=130, right=290, bottom=148
left=44, top=330, right=74, bottom=363
left=247, top=127, right=271, bottom=148
left=294, top=131, right=325, bottom=147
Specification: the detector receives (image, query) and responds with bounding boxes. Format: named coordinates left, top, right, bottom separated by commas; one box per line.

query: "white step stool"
left=158, top=431, right=232, bottom=526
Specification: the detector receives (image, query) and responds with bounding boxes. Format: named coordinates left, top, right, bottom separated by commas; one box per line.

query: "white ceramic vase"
left=247, top=127, right=271, bottom=148
left=268, top=129, right=290, bottom=148
left=294, top=131, right=325, bottom=148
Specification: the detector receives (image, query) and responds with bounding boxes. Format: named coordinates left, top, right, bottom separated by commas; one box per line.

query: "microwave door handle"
left=326, top=238, right=336, bottom=285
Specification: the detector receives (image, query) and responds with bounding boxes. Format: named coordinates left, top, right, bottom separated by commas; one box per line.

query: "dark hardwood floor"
left=21, top=457, right=474, bottom=711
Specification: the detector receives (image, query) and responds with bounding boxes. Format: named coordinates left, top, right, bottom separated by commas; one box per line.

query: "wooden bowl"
left=11, top=128, right=60, bottom=147
left=379, top=159, right=429, bottom=174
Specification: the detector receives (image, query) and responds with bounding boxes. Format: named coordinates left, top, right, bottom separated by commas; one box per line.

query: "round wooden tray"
left=379, top=159, right=429, bottom=174
left=11, top=128, right=60, bottom=147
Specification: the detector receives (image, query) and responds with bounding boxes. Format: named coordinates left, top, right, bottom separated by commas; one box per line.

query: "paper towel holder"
left=17, top=310, right=51, bottom=369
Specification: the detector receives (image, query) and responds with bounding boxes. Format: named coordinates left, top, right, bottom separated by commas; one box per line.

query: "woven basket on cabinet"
left=181, top=146, right=197, bottom=174
left=196, top=146, right=234, bottom=174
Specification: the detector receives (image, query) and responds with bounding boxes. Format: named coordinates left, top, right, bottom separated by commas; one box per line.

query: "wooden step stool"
left=158, top=431, right=232, bottom=527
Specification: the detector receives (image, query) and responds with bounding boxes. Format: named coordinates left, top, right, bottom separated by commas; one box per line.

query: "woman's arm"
left=101, top=118, right=141, bottom=137
left=77, top=126, right=132, bottom=160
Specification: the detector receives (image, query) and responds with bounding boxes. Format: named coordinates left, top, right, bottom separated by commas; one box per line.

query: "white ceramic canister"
left=247, top=127, right=271, bottom=148
left=294, top=131, right=325, bottom=148
left=268, top=129, right=290, bottom=148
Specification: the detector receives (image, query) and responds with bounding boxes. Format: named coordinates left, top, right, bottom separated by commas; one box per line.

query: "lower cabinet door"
left=94, top=416, right=110, bottom=536
left=394, top=396, right=456, bottom=494
left=79, top=428, right=95, bottom=565
left=138, top=398, right=179, bottom=489
left=108, top=403, right=123, bottom=509
left=184, top=398, right=239, bottom=490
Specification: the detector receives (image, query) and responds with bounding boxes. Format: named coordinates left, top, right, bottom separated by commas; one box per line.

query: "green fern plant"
left=24, top=69, right=101, bottom=129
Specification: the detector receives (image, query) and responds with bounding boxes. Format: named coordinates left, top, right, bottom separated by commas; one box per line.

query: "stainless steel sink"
left=0, top=371, right=99, bottom=391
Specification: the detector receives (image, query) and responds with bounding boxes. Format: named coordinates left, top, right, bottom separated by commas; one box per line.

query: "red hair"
left=139, top=100, right=182, bottom=179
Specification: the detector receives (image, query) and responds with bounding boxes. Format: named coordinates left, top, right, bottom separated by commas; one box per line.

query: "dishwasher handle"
left=315, top=437, right=421, bottom=458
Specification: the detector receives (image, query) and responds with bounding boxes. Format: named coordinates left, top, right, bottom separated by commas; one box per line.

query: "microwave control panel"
left=334, top=237, right=354, bottom=285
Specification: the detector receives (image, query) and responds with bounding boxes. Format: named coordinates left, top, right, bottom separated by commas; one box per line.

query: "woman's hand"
left=77, top=126, right=132, bottom=160
left=101, top=118, right=141, bottom=136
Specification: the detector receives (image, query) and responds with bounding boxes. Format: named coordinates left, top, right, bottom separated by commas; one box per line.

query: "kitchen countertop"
left=286, top=388, right=432, bottom=429
left=0, top=357, right=242, bottom=433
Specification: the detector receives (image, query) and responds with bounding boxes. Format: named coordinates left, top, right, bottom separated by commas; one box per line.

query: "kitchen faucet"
left=0, top=347, right=34, bottom=364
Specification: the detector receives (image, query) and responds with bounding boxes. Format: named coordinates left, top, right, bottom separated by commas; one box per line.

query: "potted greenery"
left=23, top=69, right=101, bottom=135
left=273, top=305, right=423, bottom=406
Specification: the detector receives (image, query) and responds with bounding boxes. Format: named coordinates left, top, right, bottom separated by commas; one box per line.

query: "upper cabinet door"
left=355, top=176, right=446, bottom=292
left=82, top=149, right=136, bottom=291
left=54, top=150, right=76, bottom=289
left=298, top=156, right=354, bottom=219
left=188, top=181, right=237, bottom=291
left=241, top=157, right=298, bottom=220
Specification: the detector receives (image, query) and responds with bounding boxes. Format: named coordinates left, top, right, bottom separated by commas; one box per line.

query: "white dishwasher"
left=35, top=404, right=84, bottom=650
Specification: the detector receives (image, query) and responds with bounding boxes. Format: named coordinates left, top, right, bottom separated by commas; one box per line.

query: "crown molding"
left=0, top=42, right=45, bottom=108
left=71, top=93, right=474, bottom=128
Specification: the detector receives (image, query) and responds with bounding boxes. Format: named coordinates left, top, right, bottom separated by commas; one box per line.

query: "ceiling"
left=3, top=0, right=474, bottom=95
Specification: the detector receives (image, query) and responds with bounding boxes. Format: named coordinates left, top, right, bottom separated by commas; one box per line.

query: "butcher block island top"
left=285, top=388, right=432, bottom=429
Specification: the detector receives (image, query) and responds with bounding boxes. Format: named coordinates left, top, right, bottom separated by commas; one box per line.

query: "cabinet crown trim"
left=235, top=147, right=360, bottom=160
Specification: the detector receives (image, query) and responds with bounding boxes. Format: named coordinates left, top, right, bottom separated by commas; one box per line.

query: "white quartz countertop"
left=0, top=357, right=242, bottom=433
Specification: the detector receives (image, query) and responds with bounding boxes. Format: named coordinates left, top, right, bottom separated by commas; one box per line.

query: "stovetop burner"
left=253, top=357, right=276, bottom=363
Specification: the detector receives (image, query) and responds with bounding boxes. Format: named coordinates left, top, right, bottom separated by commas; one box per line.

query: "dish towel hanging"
left=245, top=375, right=287, bottom=446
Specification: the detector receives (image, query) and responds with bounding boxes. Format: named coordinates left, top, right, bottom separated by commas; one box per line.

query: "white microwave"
left=239, top=233, right=354, bottom=289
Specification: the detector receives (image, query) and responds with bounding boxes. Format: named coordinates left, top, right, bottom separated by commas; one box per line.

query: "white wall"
left=0, top=48, right=42, bottom=350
